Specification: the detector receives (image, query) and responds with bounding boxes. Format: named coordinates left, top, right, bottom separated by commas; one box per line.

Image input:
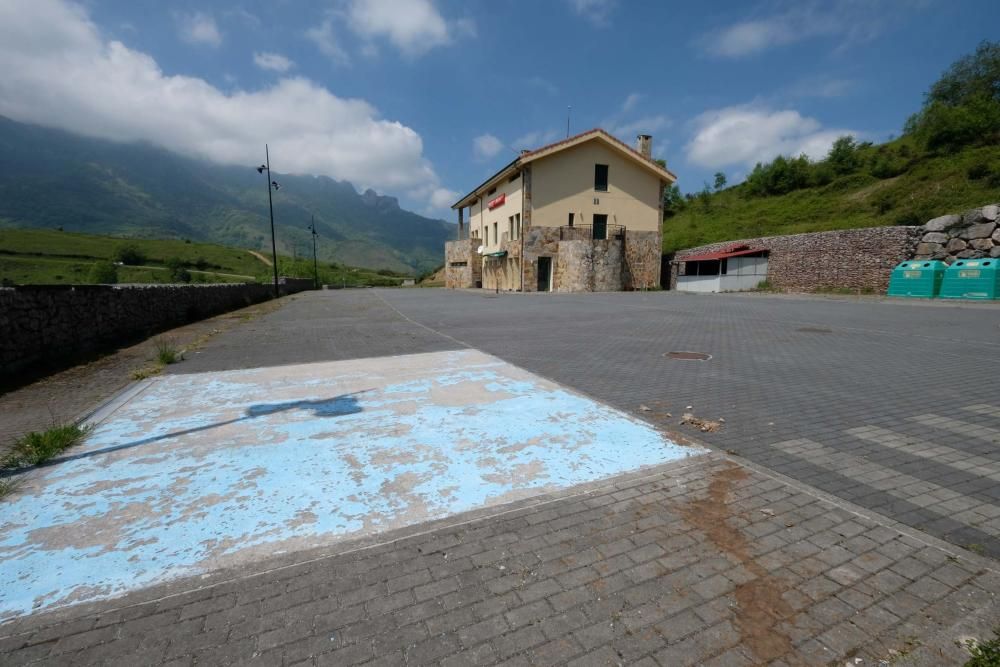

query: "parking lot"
left=374, top=289, right=1000, bottom=559
left=2, top=288, right=999, bottom=666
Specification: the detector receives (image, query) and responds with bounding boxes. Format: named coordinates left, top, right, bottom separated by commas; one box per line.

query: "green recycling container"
left=887, top=260, right=947, bottom=298
left=939, top=257, right=1000, bottom=300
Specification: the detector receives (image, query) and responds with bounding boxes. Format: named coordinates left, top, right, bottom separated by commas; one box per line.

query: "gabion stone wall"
left=672, top=226, right=923, bottom=293
left=0, top=282, right=308, bottom=377
left=670, top=203, right=1000, bottom=293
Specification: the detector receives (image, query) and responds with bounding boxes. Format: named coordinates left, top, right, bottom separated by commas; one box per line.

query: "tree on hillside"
left=906, top=40, right=1000, bottom=152
left=114, top=244, right=146, bottom=265
left=745, top=154, right=811, bottom=196
left=662, top=184, right=685, bottom=217
left=827, top=136, right=861, bottom=175
left=927, top=41, right=1000, bottom=106
left=713, top=172, right=727, bottom=191
left=88, top=261, right=118, bottom=284
left=165, top=257, right=191, bottom=283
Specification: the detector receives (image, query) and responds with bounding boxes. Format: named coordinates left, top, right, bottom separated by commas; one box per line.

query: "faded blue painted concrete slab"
left=0, top=350, right=701, bottom=619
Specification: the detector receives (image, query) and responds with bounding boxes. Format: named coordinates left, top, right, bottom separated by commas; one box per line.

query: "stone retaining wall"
left=913, top=204, right=1000, bottom=261
left=623, top=230, right=661, bottom=290
left=671, top=227, right=923, bottom=293
left=670, top=203, right=1000, bottom=293
left=556, top=239, right=623, bottom=292
left=0, top=282, right=309, bottom=377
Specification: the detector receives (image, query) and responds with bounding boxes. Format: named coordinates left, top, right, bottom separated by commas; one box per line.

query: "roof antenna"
left=566, top=105, right=571, bottom=138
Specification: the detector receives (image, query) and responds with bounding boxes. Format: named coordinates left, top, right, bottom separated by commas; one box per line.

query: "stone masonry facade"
left=444, top=239, right=481, bottom=289
left=450, top=228, right=662, bottom=293
left=0, top=283, right=309, bottom=377
left=446, top=160, right=663, bottom=293
left=671, top=203, right=1000, bottom=293
left=556, top=239, right=624, bottom=292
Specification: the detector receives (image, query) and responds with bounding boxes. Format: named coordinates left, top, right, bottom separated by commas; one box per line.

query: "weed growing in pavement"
left=0, top=478, right=19, bottom=499
left=1, top=424, right=91, bottom=471
left=154, top=338, right=182, bottom=365
left=966, top=543, right=987, bottom=556
left=964, top=629, right=1000, bottom=667
left=130, top=366, right=162, bottom=381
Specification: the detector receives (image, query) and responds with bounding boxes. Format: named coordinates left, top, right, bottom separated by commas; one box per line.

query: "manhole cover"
left=796, top=327, right=832, bottom=334
left=665, top=351, right=712, bottom=361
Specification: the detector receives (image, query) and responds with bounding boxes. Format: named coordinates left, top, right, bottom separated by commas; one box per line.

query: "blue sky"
left=1, top=1, right=998, bottom=220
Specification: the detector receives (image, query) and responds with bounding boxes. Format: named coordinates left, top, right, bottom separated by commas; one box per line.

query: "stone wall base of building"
left=445, top=239, right=481, bottom=289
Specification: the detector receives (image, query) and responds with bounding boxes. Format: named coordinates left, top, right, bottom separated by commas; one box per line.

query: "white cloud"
left=621, top=93, right=642, bottom=113
left=702, top=2, right=905, bottom=58
left=306, top=17, right=351, bottom=65
left=473, top=134, right=504, bottom=160
left=609, top=115, right=671, bottom=140
left=567, top=0, right=618, bottom=27
left=685, top=105, right=857, bottom=168
left=253, top=52, right=295, bottom=73
left=429, top=187, right=459, bottom=210
left=0, top=0, right=454, bottom=210
left=344, top=0, right=474, bottom=57
left=176, top=11, right=222, bottom=47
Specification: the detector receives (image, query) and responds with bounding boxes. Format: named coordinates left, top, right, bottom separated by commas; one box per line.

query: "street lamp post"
left=257, top=145, right=280, bottom=298
left=307, top=216, right=319, bottom=290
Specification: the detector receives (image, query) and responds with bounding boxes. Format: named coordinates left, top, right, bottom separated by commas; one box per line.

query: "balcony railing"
left=559, top=224, right=625, bottom=241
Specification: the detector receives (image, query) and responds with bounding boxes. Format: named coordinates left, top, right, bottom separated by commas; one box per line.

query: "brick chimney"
left=636, top=134, right=652, bottom=159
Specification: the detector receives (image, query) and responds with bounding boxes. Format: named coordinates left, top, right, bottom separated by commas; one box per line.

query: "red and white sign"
left=487, top=193, right=506, bottom=210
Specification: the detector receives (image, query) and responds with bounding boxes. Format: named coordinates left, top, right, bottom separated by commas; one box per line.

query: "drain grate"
left=665, top=351, right=712, bottom=361
left=796, top=327, right=832, bottom=334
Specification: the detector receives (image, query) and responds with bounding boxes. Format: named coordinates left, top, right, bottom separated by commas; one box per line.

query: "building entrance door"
left=592, top=214, right=608, bottom=240
left=537, top=257, right=552, bottom=292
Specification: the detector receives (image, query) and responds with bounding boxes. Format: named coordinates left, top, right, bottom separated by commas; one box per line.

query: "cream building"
left=446, top=129, right=676, bottom=292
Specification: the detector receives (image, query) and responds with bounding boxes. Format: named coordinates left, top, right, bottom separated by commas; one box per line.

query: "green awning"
left=484, top=251, right=508, bottom=258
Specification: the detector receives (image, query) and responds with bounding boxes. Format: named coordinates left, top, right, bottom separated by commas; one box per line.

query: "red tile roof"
left=453, top=127, right=675, bottom=208
left=680, top=247, right=768, bottom=262
left=523, top=128, right=675, bottom=178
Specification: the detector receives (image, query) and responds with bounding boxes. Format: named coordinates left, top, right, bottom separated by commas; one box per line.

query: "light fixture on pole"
left=257, top=144, right=280, bottom=298
left=307, top=216, right=319, bottom=290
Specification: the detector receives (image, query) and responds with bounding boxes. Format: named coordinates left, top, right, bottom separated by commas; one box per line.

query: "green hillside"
left=662, top=42, right=1000, bottom=253
left=0, top=228, right=405, bottom=287
left=0, top=118, right=454, bottom=274
left=662, top=142, right=1000, bottom=253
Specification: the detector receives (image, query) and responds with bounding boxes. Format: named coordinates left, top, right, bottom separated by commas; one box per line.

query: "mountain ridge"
left=0, top=116, right=453, bottom=273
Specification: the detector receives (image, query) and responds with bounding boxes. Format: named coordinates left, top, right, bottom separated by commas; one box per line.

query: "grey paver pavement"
left=4, top=289, right=1000, bottom=665
left=376, top=289, right=1000, bottom=559
left=3, top=454, right=997, bottom=665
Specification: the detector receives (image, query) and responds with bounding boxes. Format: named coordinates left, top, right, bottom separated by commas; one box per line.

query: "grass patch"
left=966, top=543, right=987, bottom=556
left=0, top=478, right=19, bottom=499
left=0, top=228, right=413, bottom=287
left=130, top=366, right=162, bottom=381
left=964, top=629, right=1000, bottom=667
left=154, top=338, right=182, bottom=365
left=2, top=424, right=90, bottom=471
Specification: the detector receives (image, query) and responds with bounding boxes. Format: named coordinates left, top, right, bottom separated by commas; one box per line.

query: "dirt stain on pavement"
left=679, top=462, right=798, bottom=665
